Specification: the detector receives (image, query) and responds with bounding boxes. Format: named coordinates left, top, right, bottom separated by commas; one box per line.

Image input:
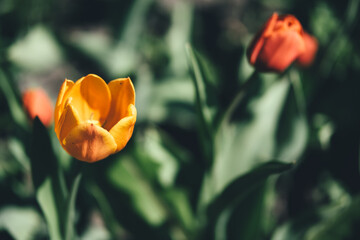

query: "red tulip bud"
left=23, top=88, right=53, bottom=127
left=247, top=13, right=306, bottom=72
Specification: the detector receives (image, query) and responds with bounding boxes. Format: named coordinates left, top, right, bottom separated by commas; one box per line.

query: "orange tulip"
left=23, top=88, right=53, bottom=127
left=54, top=74, right=136, bottom=163
left=296, top=32, right=318, bottom=67
left=247, top=12, right=306, bottom=72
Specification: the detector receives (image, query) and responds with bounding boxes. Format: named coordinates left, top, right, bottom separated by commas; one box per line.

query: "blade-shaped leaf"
left=201, top=161, right=294, bottom=240
left=30, top=117, right=67, bottom=240
left=207, top=161, right=293, bottom=220
left=217, top=184, right=266, bottom=240
left=186, top=44, right=217, bottom=163
left=64, top=173, right=82, bottom=240
left=0, top=69, right=27, bottom=129
left=206, top=76, right=290, bottom=201
left=108, top=156, right=167, bottom=226
left=185, top=44, right=217, bottom=130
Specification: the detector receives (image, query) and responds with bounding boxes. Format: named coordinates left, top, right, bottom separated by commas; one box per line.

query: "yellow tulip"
left=54, top=74, right=136, bottom=163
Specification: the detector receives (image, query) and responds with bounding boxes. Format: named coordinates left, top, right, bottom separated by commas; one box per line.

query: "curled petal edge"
left=109, top=104, right=137, bottom=152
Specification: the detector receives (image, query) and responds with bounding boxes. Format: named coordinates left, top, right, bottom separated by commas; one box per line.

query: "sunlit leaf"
left=166, top=1, right=194, bottom=75
left=0, top=206, right=43, bottom=240
left=8, top=25, right=64, bottom=73
left=163, top=189, right=196, bottom=233
left=207, top=75, right=290, bottom=199
left=201, top=161, right=293, bottom=240
left=108, top=156, right=167, bottom=226
left=64, top=173, right=82, bottom=240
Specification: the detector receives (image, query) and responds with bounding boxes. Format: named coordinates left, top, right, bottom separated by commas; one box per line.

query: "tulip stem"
left=64, top=172, right=82, bottom=240
left=216, top=70, right=259, bottom=134
left=87, top=183, right=128, bottom=238
left=288, top=70, right=306, bottom=116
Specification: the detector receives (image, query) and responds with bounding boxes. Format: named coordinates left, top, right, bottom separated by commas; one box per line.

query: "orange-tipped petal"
left=109, top=104, right=137, bottom=152
left=103, top=77, right=135, bottom=130
left=66, top=74, right=111, bottom=124
left=63, top=123, right=117, bottom=163
left=55, top=80, right=74, bottom=131
left=57, top=101, right=81, bottom=143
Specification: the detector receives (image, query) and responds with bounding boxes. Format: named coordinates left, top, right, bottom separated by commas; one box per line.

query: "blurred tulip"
left=23, top=88, right=53, bottom=127
left=247, top=12, right=306, bottom=72
left=54, top=74, right=136, bottom=163
left=296, top=32, right=318, bottom=67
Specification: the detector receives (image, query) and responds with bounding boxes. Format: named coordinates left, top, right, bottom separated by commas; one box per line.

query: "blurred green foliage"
left=0, top=0, right=360, bottom=239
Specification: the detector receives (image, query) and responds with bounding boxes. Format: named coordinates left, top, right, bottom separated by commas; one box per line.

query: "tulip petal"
left=258, top=30, right=305, bottom=72
left=63, top=123, right=117, bottom=163
left=57, top=102, right=81, bottom=143
left=296, top=32, right=318, bottom=67
left=109, top=104, right=137, bottom=152
left=66, top=74, right=111, bottom=124
left=247, top=13, right=278, bottom=65
left=54, top=80, right=74, bottom=131
left=103, top=77, right=135, bottom=130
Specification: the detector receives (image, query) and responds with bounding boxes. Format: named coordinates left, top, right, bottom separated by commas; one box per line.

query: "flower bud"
left=23, top=88, right=53, bottom=127
left=247, top=13, right=305, bottom=72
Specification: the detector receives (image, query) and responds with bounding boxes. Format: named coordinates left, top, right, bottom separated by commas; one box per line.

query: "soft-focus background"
left=1, top=0, right=360, bottom=239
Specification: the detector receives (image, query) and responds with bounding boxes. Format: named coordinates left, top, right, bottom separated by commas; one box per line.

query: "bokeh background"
left=1, top=0, right=360, bottom=239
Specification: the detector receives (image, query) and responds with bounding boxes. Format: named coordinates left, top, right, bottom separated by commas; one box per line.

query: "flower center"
left=87, top=112, right=100, bottom=125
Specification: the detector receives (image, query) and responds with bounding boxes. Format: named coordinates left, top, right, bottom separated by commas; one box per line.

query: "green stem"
left=215, top=70, right=258, bottom=135
left=88, top=183, right=127, bottom=238
left=64, top=173, right=82, bottom=240
left=288, top=70, right=306, bottom=116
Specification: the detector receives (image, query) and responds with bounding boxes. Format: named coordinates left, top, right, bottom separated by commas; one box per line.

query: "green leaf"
left=206, top=75, right=290, bottom=201
left=8, top=25, right=64, bottom=73
left=275, top=71, right=308, bottom=161
left=64, top=173, right=82, bottom=240
left=219, top=184, right=266, bottom=240
left=201, top=161, right=294, bottom=240
left=36, top=178, right=64, bottom=240
left=207, top=161, right=293, bottom=220
left=87, top=183, right=127, bottom=238
left=108, top=156, right=167, bottom=226
left=105, top=0, right=154, bottom=77
left=271, top=179, right=359, bottom=240
left=0, top=207, right=43, bottom=240
left=185, top=44, right=217, bottom=163
left=186, top=44, right=217, bottom=129
left=135, top=127, right=184, bottom=187
left=163, top=189, right=196, bottom=233
left=304, top=197, right=360, bottom=240
left=0, top=69, right=27, bottom=129
left=30, top=117, right=67, bottom=240
left=166, top=1, right=194, bottom=75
